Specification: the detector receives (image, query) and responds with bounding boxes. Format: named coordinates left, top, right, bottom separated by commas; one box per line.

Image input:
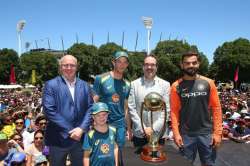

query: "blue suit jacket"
left=42, top=76, right=93, bottom=147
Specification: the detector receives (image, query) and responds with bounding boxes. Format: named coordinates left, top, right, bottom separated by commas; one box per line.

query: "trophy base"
left=140, top=145, right=167, bottom=162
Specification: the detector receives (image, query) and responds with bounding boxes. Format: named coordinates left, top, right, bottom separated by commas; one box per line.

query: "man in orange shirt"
left=170, top=51, right=222, bottom=166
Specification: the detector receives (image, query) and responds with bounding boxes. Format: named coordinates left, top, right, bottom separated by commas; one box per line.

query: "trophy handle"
left=158, top=102, right=167, bottom=140
left=140, top=102, right=146, bottom=137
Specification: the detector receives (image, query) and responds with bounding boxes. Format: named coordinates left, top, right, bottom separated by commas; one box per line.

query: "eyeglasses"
left=15, top=122, right=24, bottom=125
left=13, top=138, right=22, bottom=141
left=61, top=64, right=77, bottom=68
left=144, top=63, right=157, bottom=67
left=39, top=122, right=47, bottom=126
left=34, top=137, right=44, bottom=140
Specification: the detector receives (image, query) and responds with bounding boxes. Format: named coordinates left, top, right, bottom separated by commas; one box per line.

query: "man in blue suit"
left=42, top=54, right=93, bottom=166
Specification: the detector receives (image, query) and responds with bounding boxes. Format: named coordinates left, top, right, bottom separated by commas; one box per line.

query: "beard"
left=182, top=67, right=198, bottom=77
left=144, top=69, right=156, bottom=79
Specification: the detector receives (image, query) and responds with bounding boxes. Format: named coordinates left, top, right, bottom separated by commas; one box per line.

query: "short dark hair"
left=34, top=129, right=44, bottom=138
left=35, top=114, right=46, bottom=125
left=181, top=51, right=200, bottom=62
left=10, top=133, right=23, bottom=140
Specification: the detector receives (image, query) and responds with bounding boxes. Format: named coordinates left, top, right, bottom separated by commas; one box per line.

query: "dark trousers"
left=49, top=142, right=83, bottom=166
left=180, top=134, right=216, bottom=166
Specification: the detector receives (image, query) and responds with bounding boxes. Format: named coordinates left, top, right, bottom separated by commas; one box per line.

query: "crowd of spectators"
left=219, top=88, right=250, bottom=143
left=0, top=87, right=48, bottom=166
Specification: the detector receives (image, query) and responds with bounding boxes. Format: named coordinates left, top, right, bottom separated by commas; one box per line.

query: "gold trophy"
left=140, top=92, right=167, bottom=162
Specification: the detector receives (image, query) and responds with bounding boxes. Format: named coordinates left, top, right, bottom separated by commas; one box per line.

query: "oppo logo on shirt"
left=181, top=91, right=207, bottom=98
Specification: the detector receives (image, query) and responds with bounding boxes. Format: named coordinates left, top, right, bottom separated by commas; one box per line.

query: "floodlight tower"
left=142, top=17, right=153, bottom=55
left=17, top=20, right=26, bottom=56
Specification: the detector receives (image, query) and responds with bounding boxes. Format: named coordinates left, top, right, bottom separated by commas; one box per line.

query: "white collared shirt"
left=62, top=76, right=76, bottom=102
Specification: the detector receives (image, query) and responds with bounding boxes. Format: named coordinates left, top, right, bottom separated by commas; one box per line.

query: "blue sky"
left=1, top=0, right=250, bottom=63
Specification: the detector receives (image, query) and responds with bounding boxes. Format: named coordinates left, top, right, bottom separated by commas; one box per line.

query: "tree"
left=154, top=40, right=209, bottom=83
left=199, top=52, right=209, bottom=75
left=19, top=52, right=58, bottom=84
left=127, top=52, right=145, bottom=80
left=212, top=38, right=250, bottom=82
left=97, top=42, right=124, bottom=74
left=157, top=55, right=178, bottom=83
left=0, top=48, right=19, bottom=84
left=67, top=43, right=98, bottom=80
left=208, top=62, right=219, bottom=80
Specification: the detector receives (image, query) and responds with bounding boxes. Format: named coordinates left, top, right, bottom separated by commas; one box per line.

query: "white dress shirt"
left=62, top=76, right=76, bottom=102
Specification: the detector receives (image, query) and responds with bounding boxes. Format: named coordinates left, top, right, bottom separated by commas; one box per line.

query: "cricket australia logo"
left=112, top=93, right=120, bottom=103
left=100, top=143, right=110, bottom=154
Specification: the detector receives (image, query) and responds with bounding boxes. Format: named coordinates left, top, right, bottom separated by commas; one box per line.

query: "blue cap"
left=91, top=102, right=109, bottom=115
left=9, top=152, right=26, bottom=164
left=113, top=51, right=128, bottom=60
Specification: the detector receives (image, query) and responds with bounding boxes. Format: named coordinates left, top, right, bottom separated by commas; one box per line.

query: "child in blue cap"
left=83, top=102, right=118, bottom=166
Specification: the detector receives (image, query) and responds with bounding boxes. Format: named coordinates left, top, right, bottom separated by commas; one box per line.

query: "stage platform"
left=123, top=140, right=250, bottom=166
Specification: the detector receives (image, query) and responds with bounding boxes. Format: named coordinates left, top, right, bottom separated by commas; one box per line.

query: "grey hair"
left=58, top=54, right=77, bottom=66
